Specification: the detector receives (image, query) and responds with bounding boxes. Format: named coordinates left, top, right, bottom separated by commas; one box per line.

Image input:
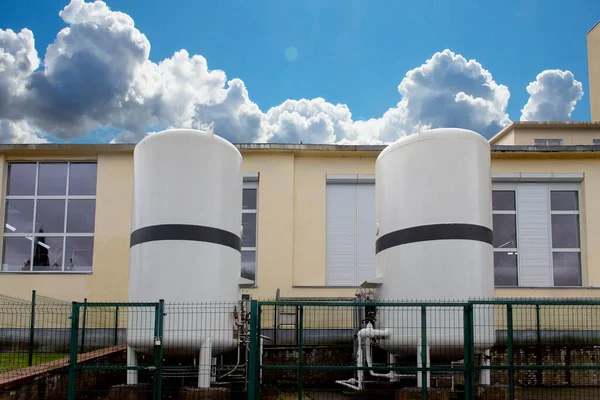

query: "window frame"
left=549, top=184, right=582, bottom=286
left=2, top=161, right=97, bottom=274
left=240, top=176, right=259, bottom=287
left=492, top=183, right=519, bottom=286
left=534, top=138, right=564, bottom=146
left=491, top=181, right=583, bottom=288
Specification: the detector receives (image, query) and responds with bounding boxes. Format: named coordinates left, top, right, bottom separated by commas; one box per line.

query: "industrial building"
left=0, top=20, right=599, bottom=305
left=0, top=20, right=598, bottom=400
left=0, top=121, right=600, bottom=303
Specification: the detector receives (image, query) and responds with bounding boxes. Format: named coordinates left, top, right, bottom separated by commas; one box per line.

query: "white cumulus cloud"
left=0, top=0, right=587, bottom=145
left=520, top=70, right=584, bottom=121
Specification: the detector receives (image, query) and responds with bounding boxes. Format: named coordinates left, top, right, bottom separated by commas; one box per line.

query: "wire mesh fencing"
left=472, top=299, right=600, bottom=400
left=249, top=298, right=600, bottom=400
left=0, top=291, right=72, bottom=372
left=68, top=300, right=252, bottom=400
left=0, top=291, right=72, bottom=399
left=3, top=295, right=600, bottom=399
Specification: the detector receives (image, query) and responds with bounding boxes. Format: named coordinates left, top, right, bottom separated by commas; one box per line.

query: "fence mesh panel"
left=0, top=291, right=72, bottom=398
left=2, top=295, right=600, bottom=399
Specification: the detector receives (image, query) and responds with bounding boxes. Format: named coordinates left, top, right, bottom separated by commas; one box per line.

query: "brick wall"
left=489, top=345, right=600, bottom=387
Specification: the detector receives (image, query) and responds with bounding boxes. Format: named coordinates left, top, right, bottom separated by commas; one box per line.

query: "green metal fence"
left=2, top=295, right=600, bottom=399
left=0, top=291, right=72, bottom=373
left=249, top=299, right=600, bottom=400
left=66, top=300, right=164, bottom=400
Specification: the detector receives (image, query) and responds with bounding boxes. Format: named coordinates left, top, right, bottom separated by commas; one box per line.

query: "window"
left=492, top=182, right=582, bottom=287
left=241, top=175, right=258, bottom=285
left=592, top=139, right=600, bottom=145
left=326, top=175, right=376, bottom=286
left=2, top=162, right=97, bottom=273
left=534, top=138, right=563, bottom=146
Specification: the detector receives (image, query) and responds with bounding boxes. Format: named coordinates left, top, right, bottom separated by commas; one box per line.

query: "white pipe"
left=198, top=338, right=212, bottom=388
left=417, top=338, right=430, bottom=389
left=126, top=346, right=138, bottom=385
left=218, top=328, right=242, bottom=379
left=260, top=336, right=264, bottom=383
left=336, top=323, right=415, bottom=391
left=479, top=350, right=491, bottom=385
left=365, top=336, right=392, bottom=378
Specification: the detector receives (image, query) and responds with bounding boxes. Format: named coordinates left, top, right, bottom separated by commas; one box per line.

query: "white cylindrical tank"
left=374, top=127, right=495, bottom=360
left=127, top=128, right=242, bottom=358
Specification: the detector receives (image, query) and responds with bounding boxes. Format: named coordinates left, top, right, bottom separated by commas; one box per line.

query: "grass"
left=0, top=352, right=69, bottom=372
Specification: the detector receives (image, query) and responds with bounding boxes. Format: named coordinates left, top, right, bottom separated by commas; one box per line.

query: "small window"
left=534, top=138, right=563, bottom=146
left=592, top=139, right=600, bottom=145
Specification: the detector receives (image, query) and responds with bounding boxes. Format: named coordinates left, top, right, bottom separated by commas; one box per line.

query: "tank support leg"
left=417, top=340, right=430, bottom=389
left=479, top=350, right=491, bottom=385
left=198, top=338, right=212, bottom=388
left=126, top=346, right=138, bottom=385
left=389, top=354, right=400, bottom=382
left=260, top=336, right=264, bottom=383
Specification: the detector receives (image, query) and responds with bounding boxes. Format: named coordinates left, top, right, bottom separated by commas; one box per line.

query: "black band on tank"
left=375, top=223, right=493, bottom=254
left=130, top=224, right=242, bottom=252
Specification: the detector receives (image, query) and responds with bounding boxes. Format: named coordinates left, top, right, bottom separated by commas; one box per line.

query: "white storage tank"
left=373, top=127, right=495, bottom=360
left=127, top=128, right=242, bottom=360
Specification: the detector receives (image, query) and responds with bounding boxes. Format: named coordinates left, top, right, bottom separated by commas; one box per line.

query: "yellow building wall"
left=240, top=153, right=295, bottom=300
left=511, top=129, right=600, bottom=145
left=0, top=152, right=134, bottom=302
left=588, top=23, right=600, bottom=121
left=492, top=129, right=515, bottom=145
left=0, top=147, right=599, bottom=304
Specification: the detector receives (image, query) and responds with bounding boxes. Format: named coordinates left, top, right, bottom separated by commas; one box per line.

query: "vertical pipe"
left=114, top=306, right=119, bottom=346
left=67, top=302, right=80, bottom=400
left=248, top=300, right=258, bottom=400
left=507, top=304, right=514, bottom=400
left=127, top=346, right=138, bottom=385
left=421, top=305, right=428, bottom=400
left=298, top=305, right=304, bottom=400
left=198, top=338, right=212, bottom=388
left=80, top=298, right=87, bottom=354
left=28, top=290, right=36, bottom=367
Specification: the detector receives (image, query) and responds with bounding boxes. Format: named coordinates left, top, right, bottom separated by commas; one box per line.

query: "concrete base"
left=108, top=383, right=152, bottom=400
left=178, top=386, right=231, bottom=400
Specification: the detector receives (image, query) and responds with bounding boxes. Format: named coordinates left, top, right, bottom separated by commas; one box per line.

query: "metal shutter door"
left=326, top=183, right=357, bottom=286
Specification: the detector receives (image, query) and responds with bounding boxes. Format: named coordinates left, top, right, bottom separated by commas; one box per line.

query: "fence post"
left=420, top=305, right=428, bottom=400
left=114, top=306, right=119, bottom=345
left=67, top=302, right=80, bottom=400
left=297, top=305, right=304, bottom=400
left=248, top=300, right=258, bottom=400
left=463, top=304, right=472, bottom=400
left=28, top=289, right=36, bottom=367
left=152, top=300, right=165, bottom=400
left=535, top=304, right=542, bottom=386
left=507, top=304, right=514, bottom=400
left=80, top=298, right=87, bottom=353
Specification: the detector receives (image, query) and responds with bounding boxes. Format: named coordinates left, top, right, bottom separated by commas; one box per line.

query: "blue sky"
left=0, top=0, right=598, bottom=144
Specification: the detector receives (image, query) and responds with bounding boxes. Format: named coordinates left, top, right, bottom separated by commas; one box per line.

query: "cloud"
left=0, top=0, right=585, bottom=145
left=520, top=70, right=584, bottom=121
left=0, top=28, right=39, bottom=119
left=0, top=120, right=47, bottom=143
left=344, top=49, right=512, bottom=144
